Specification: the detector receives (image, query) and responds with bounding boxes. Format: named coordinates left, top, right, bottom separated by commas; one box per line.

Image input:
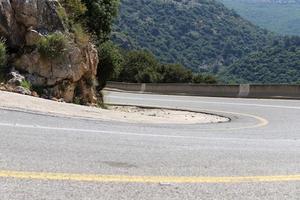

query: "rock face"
left=0, top=0, right=99, bottom=103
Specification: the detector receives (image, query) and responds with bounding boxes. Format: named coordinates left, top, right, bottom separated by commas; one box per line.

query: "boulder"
left=0, top=0, right=25, bottom=47
left=31, top=91, right=39, bottom=97
left=7, top=70, right=25, bottom=86
left=25, top=29, right=43, bottom=46
left=14, top=86, right=31, bottom=95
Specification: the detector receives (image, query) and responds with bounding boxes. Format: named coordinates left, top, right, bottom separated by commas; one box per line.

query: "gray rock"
left=0, top=0, right=25, bottom=47
left=14, top=86, right=31, bottom=95
left=25, top=73, right=47, bottom=86
left=7, top=70, right=25, bottom=86
left=0, top=0, right=99, bottom=103
left=25, top=29, right=43, bottom=46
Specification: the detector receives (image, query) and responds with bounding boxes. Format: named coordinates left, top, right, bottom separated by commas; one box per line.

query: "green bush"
left=38, top=33, right=68, bottom=60
left=192, top=74, right=218, bottom=84
left=192, top=74, right=204, bottom=84
left=159, top=64, right=193, bottom=83
left=203, top=75, right=218, bottom=84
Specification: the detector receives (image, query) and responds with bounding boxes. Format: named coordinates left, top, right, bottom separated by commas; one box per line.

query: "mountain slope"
left=112, top=0, right=273, bottom=72
left=222, top=36, right=300, bottom=83
left=220, top=0, right=300, bottom=35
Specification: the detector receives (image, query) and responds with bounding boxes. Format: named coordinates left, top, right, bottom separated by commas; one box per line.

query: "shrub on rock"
left=37, top=33, right=68, bottom=60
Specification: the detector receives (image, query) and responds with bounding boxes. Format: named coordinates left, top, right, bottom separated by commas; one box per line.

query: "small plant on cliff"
left=0, top=40, right=7, bottom=82
left=21, top=80, right=32, bottom=90
left=59, top=0, right=87, bottom=22
left=38, top=33, right=68, bottom=60
left=0, top=41, right=6, bottom=68
left=57, top=6, right=69, bottom=25
left=72, top=23, right=90, bottom=46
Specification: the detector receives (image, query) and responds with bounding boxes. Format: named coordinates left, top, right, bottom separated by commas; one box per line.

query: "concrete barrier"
left=248, top=85, right=300, bottom=99
left=106, top=82, right=142, bottom=92
left=144, top=83, right=240, bottom=97
left=106, top=82, right=300, bottom=99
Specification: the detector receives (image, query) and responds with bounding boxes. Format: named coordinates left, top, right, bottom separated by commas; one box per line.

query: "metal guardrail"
left=106, top=82, right=300, bottom=99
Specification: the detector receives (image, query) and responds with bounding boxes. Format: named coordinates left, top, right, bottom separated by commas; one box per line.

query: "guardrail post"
left=141, top=83, right=146, bottom=93
left=238, top=84, right=250, bottom=97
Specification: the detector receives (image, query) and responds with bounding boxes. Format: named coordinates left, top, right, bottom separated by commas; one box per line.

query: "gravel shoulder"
left=0, top=91, right=229, bottom=124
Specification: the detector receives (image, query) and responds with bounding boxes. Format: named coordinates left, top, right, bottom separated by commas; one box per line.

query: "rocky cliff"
left=0, top=0, right=99, bottom=104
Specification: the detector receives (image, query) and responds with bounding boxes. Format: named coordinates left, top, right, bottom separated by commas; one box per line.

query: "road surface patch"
left=0, top=121, right=271, bottom=141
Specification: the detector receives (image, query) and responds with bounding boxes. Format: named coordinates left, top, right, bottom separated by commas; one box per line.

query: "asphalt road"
left=0, top=91, right=300, bottom=200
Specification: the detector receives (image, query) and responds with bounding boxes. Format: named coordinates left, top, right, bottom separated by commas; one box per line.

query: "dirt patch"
left=0, top=91, right=229, bottom=124
left=107, top=106, right=229, bottom=124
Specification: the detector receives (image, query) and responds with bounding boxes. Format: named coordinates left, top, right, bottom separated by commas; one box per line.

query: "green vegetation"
left=58, top=0, right=90, bottom=47
left=57, top=0, right=218, bottom=87
left=222, top=36, right=300, bottom=83
left=0, top=41, right=6, bottom=82
left=220, top=0, right=300, bottom=36
left=113, top=0, right=273, bottom=72
left=118, top=50, right=161, bottom=83
left=23, top=0, right=300, bottom=86
left=81, top=0, right=120, bottom=43
left=61, top=0, right=122, bottom=89
left=111, top=0, right=300, bottom=84
left=116, top=50, right=217, bottom=84
left=59, top=0, right=90, bottom=45
left=0, top=41, right=6, bottom=68
left=21, top=80, right=32, bottom=90
left=38, top=33, right=68, bottom=60
left=97, top=41, right=124, bottom=90
left=159, top=64, right=193, bottom=83
left=193, top=74, right=218, bottom=84
left=59, top=0, right=87, bottom=22
left=72, top=23, right=90, bottom=46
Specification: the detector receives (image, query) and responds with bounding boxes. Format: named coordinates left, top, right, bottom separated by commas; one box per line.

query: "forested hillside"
left=112, top=0, right=273, bottom=72
left=222, top=36, right=300, bottom=83
left=111, top=0, right=300, bottom=84
left=220, top=0, right=300, bottom=35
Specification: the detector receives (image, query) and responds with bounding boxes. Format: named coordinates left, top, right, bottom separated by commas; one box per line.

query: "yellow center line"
left=0, top=170, right=299, bottom=183
left=199, top=109, right=269, bottom=130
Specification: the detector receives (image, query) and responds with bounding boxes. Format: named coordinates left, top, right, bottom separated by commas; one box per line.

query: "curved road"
left=0, top=91, right=300, bottom=199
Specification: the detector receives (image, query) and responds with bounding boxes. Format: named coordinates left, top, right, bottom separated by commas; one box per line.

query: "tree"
left=118, top=50, right=161, bottom=83
left=159, top=64, right=193, bottom=83
left=81, top=0, right=120, bottom=43
left=97, top=41, right=123, bottom=90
